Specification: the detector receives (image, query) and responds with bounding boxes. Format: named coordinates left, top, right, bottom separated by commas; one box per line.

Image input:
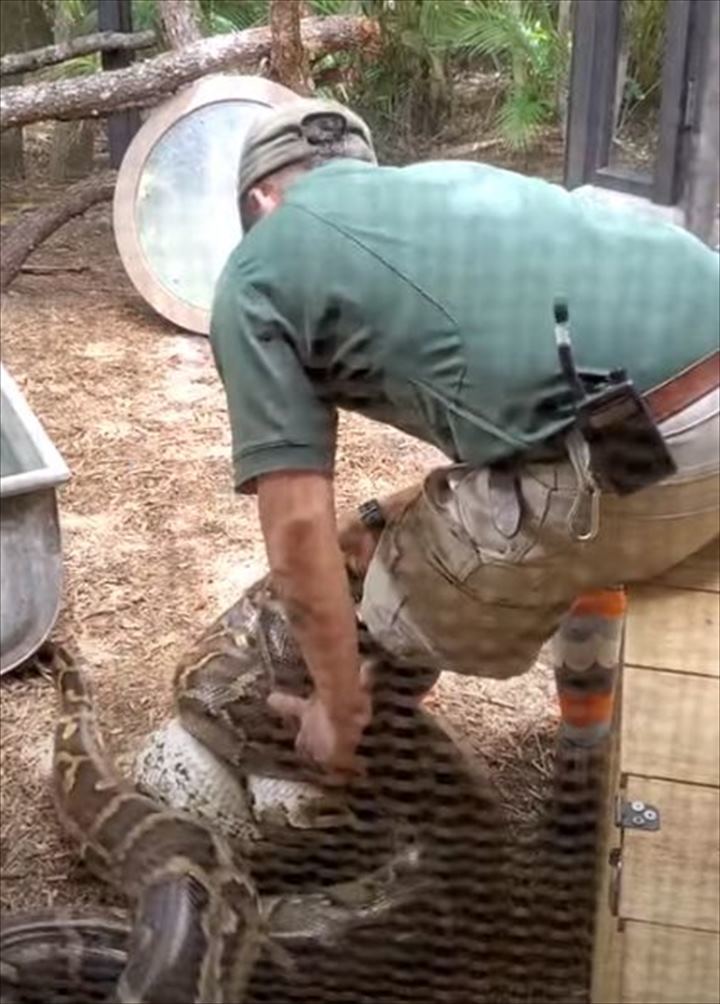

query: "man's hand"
left=268, top=683, right=372, bottom=782
left=257, top=473, right=424, bottom=780
left=258, top=470, right=368, bottom=780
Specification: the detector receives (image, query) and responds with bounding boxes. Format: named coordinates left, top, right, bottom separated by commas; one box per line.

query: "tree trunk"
left=508, top=0, right=526, bottom=91
left=0, top=15, right=378, bottom=130
left=0, top=30, right=157, bottom=78
left=556, top=0, right=573, bottom=138
left=49, top=119, right=98, bottom=180
left=0, top=127, right=24, bottom=179
left=270, top=0, right=312, bottom=95
left=157, top=0, right=203, bottom=51
left=613, top=36, right=629, bottom=137
left=0, top=0, right=53, bottom=177
left=684, top=1, right=720, bottom=246
left=1, top=1, right=28, bottom=178
left=0, top=171, right=117, bottom=292
left=49, top=3, right=97, bottom=182
left=557, top=0, right=572, bottom=36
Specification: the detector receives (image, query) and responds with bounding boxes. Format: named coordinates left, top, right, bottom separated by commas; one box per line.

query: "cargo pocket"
left=412, top=480, right=484, bottom=585
left=360, top=498, right=458, bottom=666
left=453, top=465, right=554, bottom=566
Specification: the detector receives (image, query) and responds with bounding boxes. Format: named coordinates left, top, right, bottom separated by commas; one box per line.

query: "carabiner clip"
left=566, top=428, right=601, bottom=542
left=568, top=485, right=600, bottom=542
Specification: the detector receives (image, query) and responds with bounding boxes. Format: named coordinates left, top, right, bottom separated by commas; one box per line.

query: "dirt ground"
left=0, top=178, right=560, bottom=923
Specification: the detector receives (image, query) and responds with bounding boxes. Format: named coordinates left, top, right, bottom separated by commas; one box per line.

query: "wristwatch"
left=357, top=498, right=386, bottom=531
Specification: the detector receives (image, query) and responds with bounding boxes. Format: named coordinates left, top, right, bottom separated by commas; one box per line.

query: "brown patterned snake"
left=0, top=577, right=443, bottom=1004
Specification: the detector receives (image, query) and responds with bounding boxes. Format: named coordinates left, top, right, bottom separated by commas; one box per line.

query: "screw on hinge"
left=615, top=797, right=661, bottom=831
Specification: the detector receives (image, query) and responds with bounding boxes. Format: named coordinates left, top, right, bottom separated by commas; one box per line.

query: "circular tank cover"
left=113, top=75, right=298, bottom=335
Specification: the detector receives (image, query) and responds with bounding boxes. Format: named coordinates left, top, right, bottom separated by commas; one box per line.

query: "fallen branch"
left=19, top=264, right=91, bottom=275
left=439, top=138, right=503, bottom=160
left=0, top=171, right=116, bottom=292
left=0, top=30, right=157, bottom=78
left=0, top=15, right=379, bottom=131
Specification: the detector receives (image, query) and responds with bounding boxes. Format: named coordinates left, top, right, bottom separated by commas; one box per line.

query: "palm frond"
left=55, top=0, right=92, bottom=27
left=416, top=0, right=467, bottom=47
left=623, top=0, right=667, bottom=99
left=131, top=0, right=160, bottom=32
left=451, top=2, right=537, bottom=63
left=199, top=0, right=269, bottom=32
left=36, top=52, right=100, bottom=82
left=496, top=87, right=551, bottom=149
left=53, top=0, right=97, bottom=36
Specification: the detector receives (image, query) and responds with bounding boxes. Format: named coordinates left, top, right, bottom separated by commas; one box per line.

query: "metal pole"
left=98, top=0, right=141, bottom=169
left=563, top=1, right=624, bottom=191
left=684, top=0, right=720, bottom=245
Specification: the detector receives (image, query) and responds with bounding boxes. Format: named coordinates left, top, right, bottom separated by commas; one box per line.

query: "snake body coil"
left=2, top=579, right=434, bottom=1003
left=52, top=648, right=263, bottom=1004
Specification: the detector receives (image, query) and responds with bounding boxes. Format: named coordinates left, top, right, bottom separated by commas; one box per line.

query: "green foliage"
left=309, top=0, right=365, bottom=15
left=198, top=0, right=268, bottom=33
left=620, top=0, right=666, bottom=117
left=37, top=0, right=98, bottom=80
left=496, top=87, right=550, bottom=150
left=131, top=0, right=161, bottom=32
left=446, top=0, right=569, bottom=150
left=340, top=0, right=460, bottom=158
left=41, top=0, right=666, bottom=160
left=52, top=0, right=96, bottom=34
left=54, top=0, right=96, bottom=31
left=46, top=52, right=99, bottom=77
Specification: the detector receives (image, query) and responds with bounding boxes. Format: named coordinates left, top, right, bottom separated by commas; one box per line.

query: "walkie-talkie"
left=554, top=300, right=676, bottom=495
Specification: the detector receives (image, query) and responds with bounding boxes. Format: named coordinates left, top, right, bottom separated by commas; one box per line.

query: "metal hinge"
left=608, top=797, right=661, bottom=917
left=615, top=796, right=661, bottom=831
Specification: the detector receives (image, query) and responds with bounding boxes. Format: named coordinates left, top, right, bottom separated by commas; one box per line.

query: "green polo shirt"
left=210, top=160, right=719, bottom=492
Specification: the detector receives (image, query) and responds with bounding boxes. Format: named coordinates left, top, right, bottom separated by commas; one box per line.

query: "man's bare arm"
left=257, top=470, right=371, bottom=774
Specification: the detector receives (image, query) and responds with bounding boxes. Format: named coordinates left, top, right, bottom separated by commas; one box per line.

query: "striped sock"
left=553, top=588, right=627, bottom=747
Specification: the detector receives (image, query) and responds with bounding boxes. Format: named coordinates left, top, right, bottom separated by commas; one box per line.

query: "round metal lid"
left=113, top=75, right=298, bottom=335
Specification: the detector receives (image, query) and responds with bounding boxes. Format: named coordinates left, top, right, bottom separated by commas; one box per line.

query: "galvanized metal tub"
left=0, top=364, right=70, bottom=674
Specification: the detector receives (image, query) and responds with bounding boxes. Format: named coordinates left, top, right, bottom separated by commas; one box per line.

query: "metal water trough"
left=0, top=364, right=70, bottom=674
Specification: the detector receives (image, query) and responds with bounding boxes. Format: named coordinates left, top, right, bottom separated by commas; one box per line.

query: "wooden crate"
left=592, top=538, right=720, bottom=1004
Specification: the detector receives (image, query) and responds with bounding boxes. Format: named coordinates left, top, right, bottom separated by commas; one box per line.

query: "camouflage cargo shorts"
left=360, top=391, right=719, bottom=679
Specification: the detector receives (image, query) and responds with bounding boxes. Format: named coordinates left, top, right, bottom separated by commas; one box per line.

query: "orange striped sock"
left=554, top=587, right=627, bottom=746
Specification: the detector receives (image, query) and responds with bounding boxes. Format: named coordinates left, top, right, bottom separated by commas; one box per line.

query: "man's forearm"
left=272, top=537, right=361, bottom=711
left=258, top=472, right=363, bottom=717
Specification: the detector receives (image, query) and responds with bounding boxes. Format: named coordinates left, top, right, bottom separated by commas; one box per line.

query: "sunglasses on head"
left=300, top=112, right=353, bottom=146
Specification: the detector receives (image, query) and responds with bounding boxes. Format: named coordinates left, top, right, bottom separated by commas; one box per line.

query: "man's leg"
left=357, top=470, right=571, bottom=682
left=552, top=588, right=627, bottom=748
left=356, top=434, right=717, bottom=686
left=343, top=390, right=718, bottom=716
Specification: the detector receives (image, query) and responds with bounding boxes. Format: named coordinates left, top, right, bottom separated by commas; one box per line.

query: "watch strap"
left=357, top=498, right=386, bottom=531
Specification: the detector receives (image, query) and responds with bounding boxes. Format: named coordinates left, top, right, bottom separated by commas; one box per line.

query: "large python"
left=1, top=576, right=477, bottom=1004
left=1, top=575, right=507, bottom=1003
left=48, top=645, right=266, bottom=1003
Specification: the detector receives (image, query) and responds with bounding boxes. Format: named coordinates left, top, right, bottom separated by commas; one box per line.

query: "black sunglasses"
left=300, top=111, right=351, bottom=146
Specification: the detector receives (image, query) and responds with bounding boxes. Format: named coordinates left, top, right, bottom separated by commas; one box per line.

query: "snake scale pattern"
left=2, top=576, right=505, bottom=1004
